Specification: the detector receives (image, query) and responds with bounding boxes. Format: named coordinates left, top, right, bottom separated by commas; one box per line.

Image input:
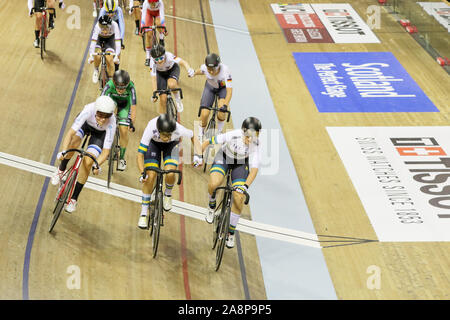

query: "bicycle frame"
left=144, top=166, right=182, bottom=258
left=153, top=88, right=183, bottom=121
left=94, top=50, right=112, bottom=91
left=211, top=169, right=249, bottom=271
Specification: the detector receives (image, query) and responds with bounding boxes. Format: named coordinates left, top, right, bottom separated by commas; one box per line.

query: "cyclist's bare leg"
left=119, top=125, right=129, bottom=150
left=163, top=164, right=176, bottom=186
left=199, top=108, right=211, bottom=129
left=93, top=47, right=102, bottom=69
left=231, top=192, right=245, bottom=214
left=77, top=153, right=96, bottom=184
left=217, top=99, right=228, bottom=133
left=155, top=16, right=165, bottom=43
left=59, top=135, right=82, bottom=170
left=208, top=172, right=224, bottom=197
left=106, top=55, right=115, bottom=78
left=142, top=171, right=157, bottom=195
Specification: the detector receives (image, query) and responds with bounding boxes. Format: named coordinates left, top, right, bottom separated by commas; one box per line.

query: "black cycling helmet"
left=157, top=114, right=177, bottom=133
left=150, top=44, right=165, bottom=59
left=98, top=15, right=112, bottom=26
left=205, top=53, right=220, bottom=68
left=113, top=70, right=130, bottom=90
left=242, top=117, right=262, bottom=133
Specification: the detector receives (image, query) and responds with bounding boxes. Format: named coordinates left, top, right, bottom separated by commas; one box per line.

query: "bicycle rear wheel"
left=152, top=189, right=163, bottom=258
left=215, top=201, right=231, bottom=271
left=49, top=169, right=77, bottom=233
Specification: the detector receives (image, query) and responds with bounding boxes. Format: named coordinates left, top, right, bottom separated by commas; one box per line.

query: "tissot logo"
left=391, top=137, right=450, bottom=216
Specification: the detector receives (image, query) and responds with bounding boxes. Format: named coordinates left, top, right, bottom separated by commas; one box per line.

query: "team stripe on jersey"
left=210, top=165, right=225, bottom=176
left=87, top=144, right=102, bottom=155
left=138, top=143, right=148, bottom=154
left=209, top=136, right=216, bottom=145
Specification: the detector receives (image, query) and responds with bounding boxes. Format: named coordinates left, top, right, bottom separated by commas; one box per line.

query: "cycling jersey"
left=210, top=129, right=261, bottom=169
left=99, top=6, right=125, bottom=40
left=72, top=102, right=116, bottom=150
left=90, top=21, right=122, bottom=56
left=149, top=52, right=181, bottom=76
left=200, top=63, right=233, bottom=89
left=139, top=117, right=193, bottom=148
left=141, top=0, right=165, bottom=26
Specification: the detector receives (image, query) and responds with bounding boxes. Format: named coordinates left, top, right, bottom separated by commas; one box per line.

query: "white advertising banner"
left=327, top=127, right=450, bottom=242
left=417, top=2, right=450, bottom=32
left=311, top=3, right=380, bottom=43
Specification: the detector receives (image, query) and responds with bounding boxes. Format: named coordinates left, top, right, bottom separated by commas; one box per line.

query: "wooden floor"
left=0, top=0, right=448, bottom=300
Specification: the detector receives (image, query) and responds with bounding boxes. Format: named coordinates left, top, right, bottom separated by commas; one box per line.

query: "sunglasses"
left=96, top=111, right=112, bottom=119
left=154, top=55, right=165, bottom=62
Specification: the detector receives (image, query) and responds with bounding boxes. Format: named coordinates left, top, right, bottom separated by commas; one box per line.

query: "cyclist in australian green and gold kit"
left=101, top=69, right=137, bottom=171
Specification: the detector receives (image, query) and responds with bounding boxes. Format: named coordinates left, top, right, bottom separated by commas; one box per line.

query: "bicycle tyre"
left=212, top=195, right=226, bottom=250
left=203, top=120, right=216, bottom=173
left=152, top=189, right=163, bottom=258
left=215, top=200, right=231, bottom=271
left=167, top=98, right=177, bottom=122
left=40, top=20, right=45, bottom=60
left=107, top=129, right=119, bottom=188
left=49, top=170, right=77, bottom=233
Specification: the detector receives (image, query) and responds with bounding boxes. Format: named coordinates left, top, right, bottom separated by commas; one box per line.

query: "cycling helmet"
left=113, top=70, right=131, bottom=90
left=95, top=96, right=116, bottom=117
left=148, top=0, right=159, bottom=3
left=150, top=44, right=165, bottom=59
left=205, top=53, right=220, bottom=68
left=157, top=114, right=177, bottom=133
left=98, top=15, right=112, bottom=27
left=104, top=0, right=118, bottom=13
left=242, top=117, right=262, bottom=133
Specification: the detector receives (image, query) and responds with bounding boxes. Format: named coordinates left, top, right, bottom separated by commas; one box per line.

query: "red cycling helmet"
left=147, top=0, right=158, bottom=3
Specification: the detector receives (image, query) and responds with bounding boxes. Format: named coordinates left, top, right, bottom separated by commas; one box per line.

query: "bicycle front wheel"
left=215, top=201, right=231, bottom=271
left=107, top=130, right=118, bottom=188
left=49, top=170, right=77, bottom=233
left=152, top=190, right=163, bottom=258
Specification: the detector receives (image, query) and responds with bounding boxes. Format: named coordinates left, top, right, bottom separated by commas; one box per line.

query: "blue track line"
left=22, top=19, right=97, bottom=300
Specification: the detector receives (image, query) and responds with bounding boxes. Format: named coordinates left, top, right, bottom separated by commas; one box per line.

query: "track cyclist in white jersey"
left=202, top=117, right=262, bottom=248
left=149, top=44, right=195, bottom=115
left=88, top=15, right=122, bottom=84
left=137, top=114, right=203, bottom=229
left=51, top=96, right=117, bottom=213
left=191, top=53, right=233, bottom=141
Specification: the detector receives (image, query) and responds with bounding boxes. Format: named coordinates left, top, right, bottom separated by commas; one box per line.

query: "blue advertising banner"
left=293, top=52, right=439, bottom=112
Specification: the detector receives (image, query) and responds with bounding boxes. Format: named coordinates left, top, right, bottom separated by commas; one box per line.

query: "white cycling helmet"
left=95, top=95, right=116, bottom=116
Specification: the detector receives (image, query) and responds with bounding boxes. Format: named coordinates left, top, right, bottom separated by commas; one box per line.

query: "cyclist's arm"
left=140, top=2, right=148, bottom=27
left=89, top=26, right=100, bottom=55
left=159, top=0, right=165, bottom=25
left=118, top=8, right=125, bottom=39
left=245, top=168, right=258, bottom=187
left=60, top=128, right=77, bottom=153
left=130, top=104, right=137, bottom=126
left=150, top=73, right=157, bottom=94
left=129, top=85, right=137, bottom=124
left=177, top=58, right=192, bottom=73
left=28, top=0, right=33, bottom=14
left=191, top=136, right=202, bottom=156
left=223, top=87, right=232, bottom=107
left=96, top=148, right=110, bottom=168
left=193, top=68, right=203, bottom=76
left=137, top=152, right=145, bottom=174
left=101, top=83, right=112, bottom=96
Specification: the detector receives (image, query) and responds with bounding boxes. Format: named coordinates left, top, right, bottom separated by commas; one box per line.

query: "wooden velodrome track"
left=0, top=0, right=449, bottom=300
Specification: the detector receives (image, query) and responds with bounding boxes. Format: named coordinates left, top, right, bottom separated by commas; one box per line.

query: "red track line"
left=172, top=0, right=191, bottom=300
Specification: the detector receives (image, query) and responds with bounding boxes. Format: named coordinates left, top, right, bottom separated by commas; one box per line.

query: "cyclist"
left=88, top=15, right=122, bottom=84
left=129, top=0, right=144, bottom=35
left=101, top=70, right=137, bottom=171
left=51, top=96, right=117, bottom=213
left=141, top=0, right=168, bottom=66
left=137, top=114, right=203, bottom=229
left=28, top=0, right=65, bottom=48
left=191, top=53, right=233, bottom=141
left=149, top=44, right=195, bottom=115
left=202, top=117, right=262, bottom=248
left=99, top=0, right=125, bottom=72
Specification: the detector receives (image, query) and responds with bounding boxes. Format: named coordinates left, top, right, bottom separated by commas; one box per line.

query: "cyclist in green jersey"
left=101, top=69, right=137, bottom=171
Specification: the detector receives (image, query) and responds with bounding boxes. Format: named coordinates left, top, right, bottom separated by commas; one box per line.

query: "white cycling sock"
left=229, top=212, right=240, bottom=234
left=141, top=193, right=151, bottom=216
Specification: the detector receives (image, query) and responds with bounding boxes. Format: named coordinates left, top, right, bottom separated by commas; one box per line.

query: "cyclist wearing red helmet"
left=141, top=0, right=168, bottom=66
